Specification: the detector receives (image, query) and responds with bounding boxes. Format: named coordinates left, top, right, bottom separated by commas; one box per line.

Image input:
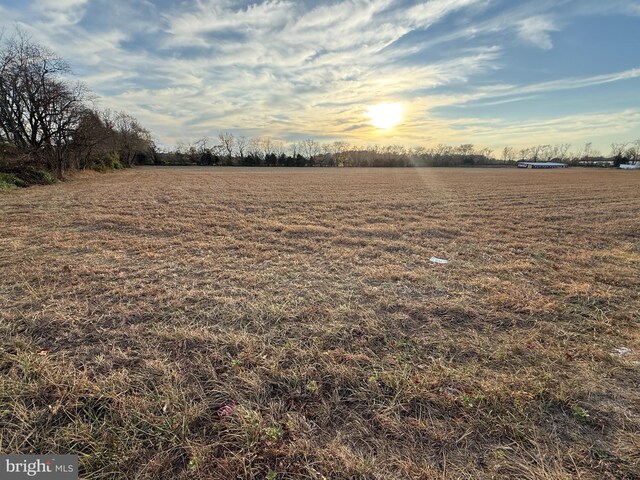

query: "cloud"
left=471, top=68, right=640, bottom=102
left=449, top=109, right=640, bottom=148
left=1, top=0, right=638, bottom=151
left=403, top=0, right=489, bottom=27
left=31, top=0, right=89, bottom=27
left=34, top=0, right=88, bottom=10
left=516, top=15, right=559, bottom=49
left=165, top=0, right=295, bottom=48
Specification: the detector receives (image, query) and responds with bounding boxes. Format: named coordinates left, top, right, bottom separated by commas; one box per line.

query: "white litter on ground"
left=430, top=256, right=449, bottom=264
left=612, top=347, right=632, bottom=356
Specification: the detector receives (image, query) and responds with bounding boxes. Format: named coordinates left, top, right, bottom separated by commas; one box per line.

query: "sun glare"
left=367, top=103, right=403, bottom=130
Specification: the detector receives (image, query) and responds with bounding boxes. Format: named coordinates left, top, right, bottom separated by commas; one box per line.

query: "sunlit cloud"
left=2, top=0, right=639, bottom=150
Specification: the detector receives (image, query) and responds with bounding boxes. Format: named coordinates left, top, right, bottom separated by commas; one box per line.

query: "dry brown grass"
left=1, top=167, right=639, bottom=479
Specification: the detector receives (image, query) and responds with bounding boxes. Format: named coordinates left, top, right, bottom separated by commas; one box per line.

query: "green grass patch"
left=0, top=166, right=57, bottom=188
left=0, top=173, right=24, bottom=191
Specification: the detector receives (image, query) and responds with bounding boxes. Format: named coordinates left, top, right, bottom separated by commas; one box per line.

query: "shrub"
left=26, top=169, right=57, bottom=185
left=94, top=153, right=124, bottom=172
left=0, top=173, right=23, bottom=190
left=0, top=166, right=57, bottom=188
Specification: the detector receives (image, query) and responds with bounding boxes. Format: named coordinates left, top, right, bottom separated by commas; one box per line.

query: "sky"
left=1, top=0, right=639, bottom=152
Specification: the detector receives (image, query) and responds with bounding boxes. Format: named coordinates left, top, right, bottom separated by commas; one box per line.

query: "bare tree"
left=248, top=137, right=262, bottom=162
left=554, top=143, right=571, bottom=162
left=528, top=145, right=544, bottom=161
left=611, top=142, right=628, bottom=166
left=502, top=147, right=515, bottom=162
left=332, top=141, right=350, bottom=166
left=272, top=140, right=285, bottom=158
left=456, top=144, right=475, bottom=157
left=288, top=141, right=299, bottom=159
left=45, top=82, right=91, bottom=176
left=259, top=137, right=273, bottom=159
left=300, top=138, right=319, bottom=161
left=113, top=112, right=152, bottom=167
left=478, top=147, right=493, bottom=159
left=72, top=108, right=112, bottom=170
left=539, top=145, right=553, bottom=162
left=626, top=139, right=640, bottom=165
left=320, top=142, right=334, bottom=166
left=581, top=142, right=593, bottom=162
left=218, top=132, right=235, bottom=162
left=236, top=135, right=248, bottom=161
left=367, top=144, right=380, bottom=165
left=0, top=30, right=90, bottom=176
left=433, top=144, right=452, bottom=159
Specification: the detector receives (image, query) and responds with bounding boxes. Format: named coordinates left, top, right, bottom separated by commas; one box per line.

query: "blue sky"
left=1, top=0, right=639, bottom=152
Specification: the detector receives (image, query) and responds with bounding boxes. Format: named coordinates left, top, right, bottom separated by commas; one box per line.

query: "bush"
left=0, top=173, right=23, bottom=190
left=0, top=166, right=57, bottom=188
left=94, top=153, right=124, bottom=172
left=0, top=141, right=19, bottom=160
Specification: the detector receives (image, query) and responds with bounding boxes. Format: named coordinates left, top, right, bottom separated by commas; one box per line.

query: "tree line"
left=0, top=30, right=154, bottom=178
left=155, top=134, right=640, bottom=168
left=155, top=138, right=498, bottom=167
left=3, top=31, right=638, bottom=179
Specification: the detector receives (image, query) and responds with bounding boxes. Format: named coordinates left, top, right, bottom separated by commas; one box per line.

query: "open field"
left=1, top=167, right=639, bottom=479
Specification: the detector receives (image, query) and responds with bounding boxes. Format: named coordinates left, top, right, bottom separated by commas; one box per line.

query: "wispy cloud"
left=449, top=109, right=640, bottom=147
left=469, top=68, right=640, bottom=102
left=516, top=15, right=559, bottom=49
left=2, top=0, right=639, bottom=150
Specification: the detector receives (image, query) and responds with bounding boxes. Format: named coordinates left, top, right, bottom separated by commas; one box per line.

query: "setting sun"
left=367, top=103, right=403, bottom=130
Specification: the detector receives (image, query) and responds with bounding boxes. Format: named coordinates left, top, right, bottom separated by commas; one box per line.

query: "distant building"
left=517, top=162, right=567, bottom=169
left=578, top=160, right=614, bottom=167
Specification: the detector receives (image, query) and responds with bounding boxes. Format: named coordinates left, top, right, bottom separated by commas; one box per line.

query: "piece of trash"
left=430, top=256, right=449, bottom=264
left=37, top=349, right=49, bottom=356
left=217, top=401, right=236, bottom=419
left=612, top=347, right=632, bottom=357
